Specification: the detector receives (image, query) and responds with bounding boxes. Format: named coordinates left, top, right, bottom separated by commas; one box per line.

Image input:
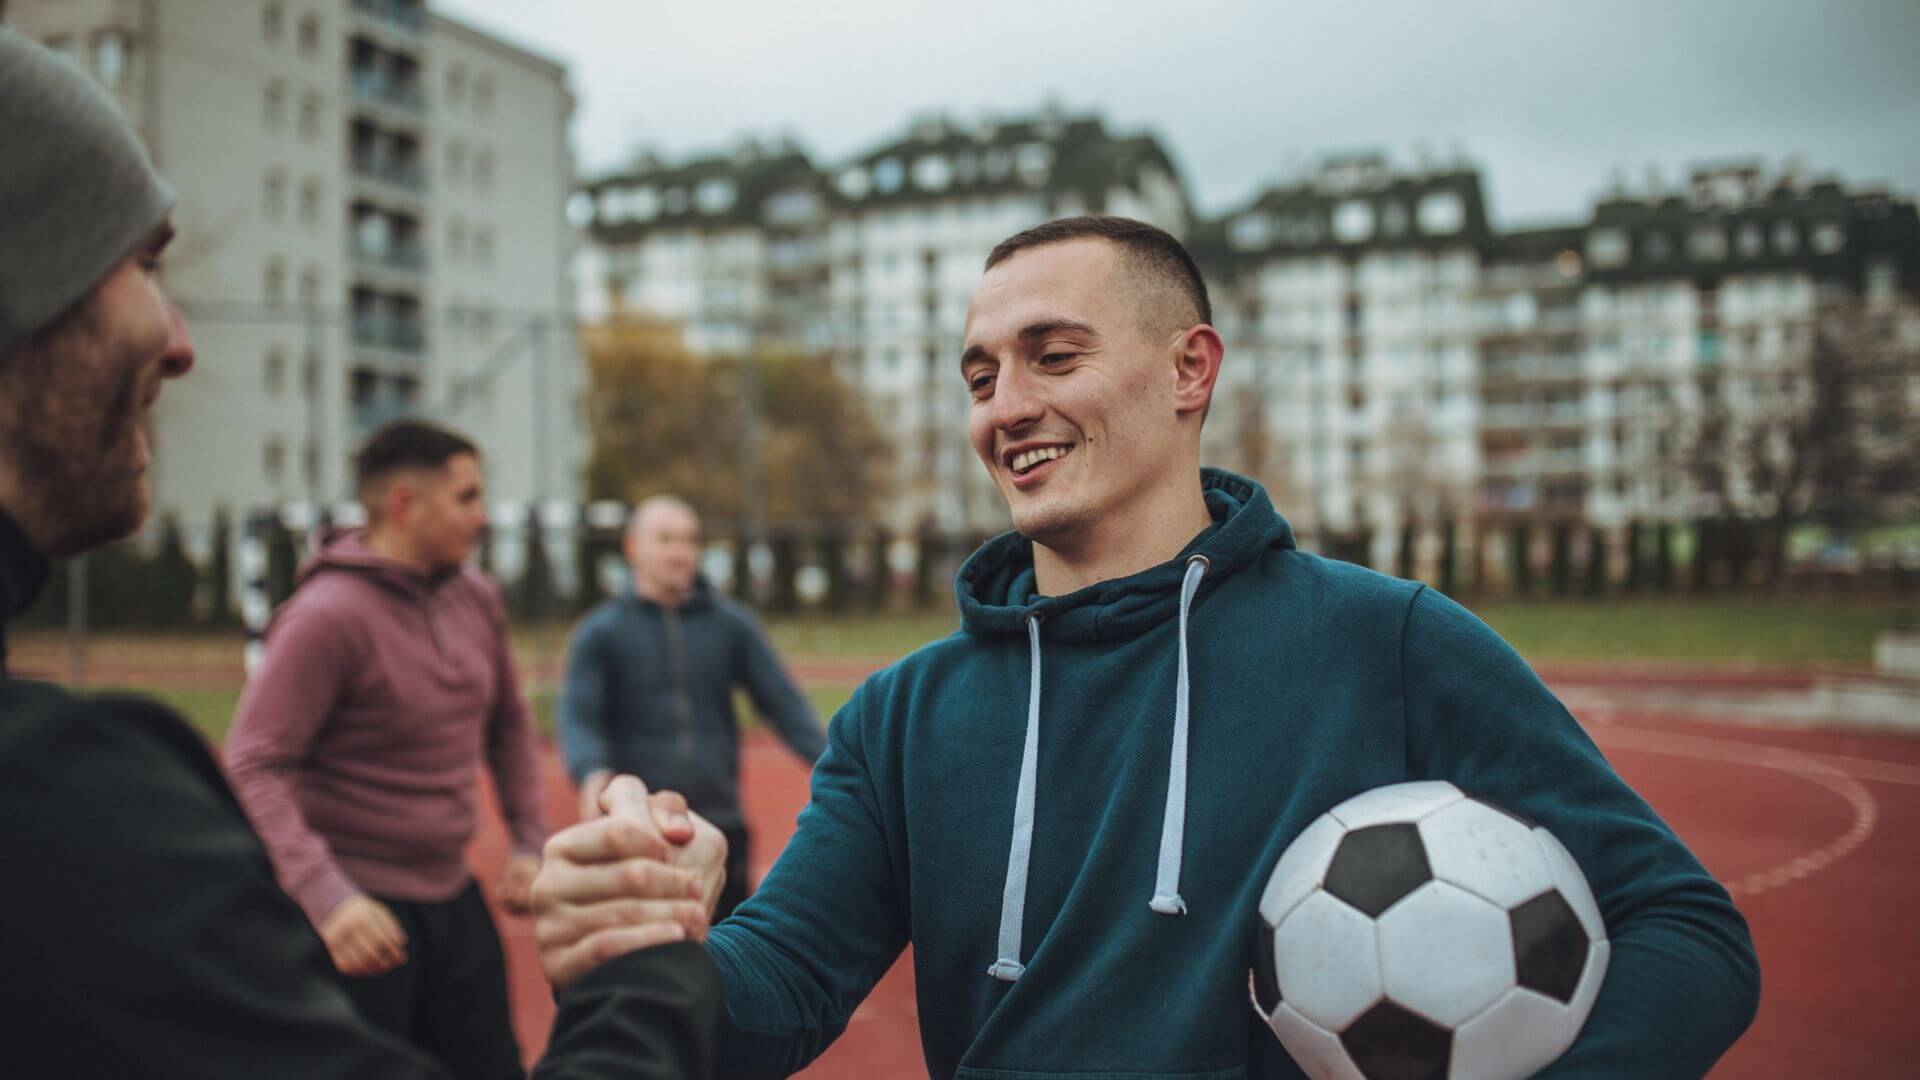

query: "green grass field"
left=74, top=595, right=1917, bottom=744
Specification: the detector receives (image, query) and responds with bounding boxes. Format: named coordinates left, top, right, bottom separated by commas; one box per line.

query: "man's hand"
left=577, top=768, right=614, bottom=822
left=532, top=775, right=729, bottom=988
left=497, top=853, right=539, bottom=915
left=320, top=894, right=408, bottom=977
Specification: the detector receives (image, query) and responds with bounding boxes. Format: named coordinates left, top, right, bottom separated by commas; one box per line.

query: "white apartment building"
left=5, top=0, right=584, bottom=547
left=1197, top=155, right=1489, bottom=574
left=575, top=109, right=1192, bottom=533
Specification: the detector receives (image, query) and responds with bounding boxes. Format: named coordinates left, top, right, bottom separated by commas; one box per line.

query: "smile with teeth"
left=1011, top=446, right=1070, bottom=475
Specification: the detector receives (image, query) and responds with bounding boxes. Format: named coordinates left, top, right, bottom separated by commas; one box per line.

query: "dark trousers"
left=335, top=879, right=525, bottom=1080
left=716, top=823, right=752, bottom=922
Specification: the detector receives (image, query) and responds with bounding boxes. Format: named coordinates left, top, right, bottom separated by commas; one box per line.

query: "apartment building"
left=5, top=0, right=583, bottom=545
left=575, top=108, right=1192, bottom=532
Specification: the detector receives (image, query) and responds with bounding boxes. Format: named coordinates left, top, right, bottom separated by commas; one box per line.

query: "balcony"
left=352, top=0, right=425, bottom=34
left=351, top=315, right=426, bottom=354
left=351, top=153, right=425, bottom=192
left=1481, top=354, right=1586, bottom=384
left=351, top=397, right=417, bottom=435
left=350, top=70, right=425, bottom=116
left=350, top=239, right=426, bottom=278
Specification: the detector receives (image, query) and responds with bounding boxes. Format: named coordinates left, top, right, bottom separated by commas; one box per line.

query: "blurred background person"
left=560, top=495, right=825, bottom=919
left=226, top=420, right=549, bottom=1080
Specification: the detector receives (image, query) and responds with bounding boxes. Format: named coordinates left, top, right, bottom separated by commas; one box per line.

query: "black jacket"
left=0, top=508, right=720, bottom=1078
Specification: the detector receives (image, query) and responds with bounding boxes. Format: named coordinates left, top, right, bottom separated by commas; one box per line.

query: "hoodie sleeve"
left=223, top=595, right=365, bottom=927
left=558, top=612, right=616, bottom=784
left=1400, top=586, right=1760, bottom=1079
left=702, top=681, right=906, bottom=1078
left=479, top=577, right=550, bottom=857
left=729, top=605, right=826, bottom=766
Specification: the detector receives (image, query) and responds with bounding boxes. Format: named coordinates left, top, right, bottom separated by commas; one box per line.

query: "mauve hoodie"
left=225, top=530, right=548, bottom=927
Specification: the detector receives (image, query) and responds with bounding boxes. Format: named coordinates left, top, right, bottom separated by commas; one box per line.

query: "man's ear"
left=1172, top=324, right=1224, bottom=418
left=384, top=476, right=414, bottom=529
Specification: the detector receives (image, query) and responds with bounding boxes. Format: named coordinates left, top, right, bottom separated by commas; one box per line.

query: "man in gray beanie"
left=0, top=27, right=722, bottom=1079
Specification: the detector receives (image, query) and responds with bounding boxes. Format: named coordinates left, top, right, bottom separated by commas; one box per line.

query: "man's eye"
left=968, top=374, right=994, bottom=394
left=1039, top=352, right=1075, bottom=366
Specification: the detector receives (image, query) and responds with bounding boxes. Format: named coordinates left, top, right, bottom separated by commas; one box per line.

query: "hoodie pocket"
left=956, top=1060, right=1251, bottom=1068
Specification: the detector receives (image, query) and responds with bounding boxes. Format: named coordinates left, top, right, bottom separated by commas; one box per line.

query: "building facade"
left=5, top=0, right=584, bottom=549
left=575, top=108, right=1192, bottom=532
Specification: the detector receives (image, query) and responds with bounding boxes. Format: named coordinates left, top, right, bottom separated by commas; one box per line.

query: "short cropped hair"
left=352, top=419, right=477, bottom=506
left=984, top=215, right=1212, bottom=340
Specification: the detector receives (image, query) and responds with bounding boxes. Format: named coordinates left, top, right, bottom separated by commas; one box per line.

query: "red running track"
left=469, top=687, right=1920, bottom=1078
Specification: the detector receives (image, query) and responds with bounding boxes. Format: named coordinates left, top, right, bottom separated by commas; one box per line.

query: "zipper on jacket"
left=662, top=605, right=695, bottom=759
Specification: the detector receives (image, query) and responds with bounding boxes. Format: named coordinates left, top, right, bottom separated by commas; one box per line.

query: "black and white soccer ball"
left=1252, top=781, right=1609, bottom=1080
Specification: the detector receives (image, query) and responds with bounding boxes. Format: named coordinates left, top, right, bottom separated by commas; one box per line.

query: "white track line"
left=1581, top=721, right=1881, bottom=899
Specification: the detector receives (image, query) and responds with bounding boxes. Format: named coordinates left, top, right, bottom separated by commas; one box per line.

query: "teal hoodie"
left=706, top=470, right=1759, bottom=1079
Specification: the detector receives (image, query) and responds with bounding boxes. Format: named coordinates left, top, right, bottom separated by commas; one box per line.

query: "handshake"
left=531, top=775, right=729, bottom=988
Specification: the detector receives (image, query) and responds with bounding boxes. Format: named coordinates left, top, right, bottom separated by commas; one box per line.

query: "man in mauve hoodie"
left=227, top=419, right=550, bottom=1080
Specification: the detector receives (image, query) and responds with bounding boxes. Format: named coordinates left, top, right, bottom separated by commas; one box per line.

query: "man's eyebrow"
left=1018, top=318, right=1098, bottom=342
left=961, top=318, right=1101, bottom=368
left=147, top=222, right=177, bottom=252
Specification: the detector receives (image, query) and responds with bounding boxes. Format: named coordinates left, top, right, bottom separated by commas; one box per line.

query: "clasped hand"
left=531, top=775, right=728, bottom=988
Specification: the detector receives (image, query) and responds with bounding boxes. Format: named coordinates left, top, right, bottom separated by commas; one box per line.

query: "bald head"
left=624, top=495, right=701, bottom=606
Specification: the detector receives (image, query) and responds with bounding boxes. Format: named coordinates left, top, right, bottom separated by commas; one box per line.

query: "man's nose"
left=158, top=296, right=195, bottom=378
left=989, top=363, right=1045, bottom=431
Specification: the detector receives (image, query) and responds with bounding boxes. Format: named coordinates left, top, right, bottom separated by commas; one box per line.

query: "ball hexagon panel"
left=1328, top=780, right=1465, bottom=831
left=1254, top=917, right=1283, bottom=1016
left=1341, top=1000, right=1453, bottom=1080
left=1533, top=827, right=1606, bottom=946
left=1272, top=890, right=1387, bottom=1032
left=1260, top=813, right=1348, bottom=928
left=1324, top=823, right=1432, bottom=918
left=1417, top=798, right=1555, bottom=910
left=1375, top=881, right=1516, bottom=1028
left=1567, top=940, right=1611, bottom=1043
left=1509, top=890, right=1590, bottom=1003
left=1265, top=1000, right=1368, bottom=1080
left=1449, top=986, right=1577, bottom=1080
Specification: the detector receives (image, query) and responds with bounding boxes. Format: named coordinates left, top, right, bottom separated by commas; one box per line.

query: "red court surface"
left=470, top=674, right=1920, bottom=1078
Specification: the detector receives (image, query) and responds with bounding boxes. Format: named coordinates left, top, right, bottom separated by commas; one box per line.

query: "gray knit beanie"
left=0, top=26, right=175, bottom=353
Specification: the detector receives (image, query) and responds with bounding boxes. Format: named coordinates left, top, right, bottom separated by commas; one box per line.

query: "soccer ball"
left=1252, top=781, right=1609, bottom=1080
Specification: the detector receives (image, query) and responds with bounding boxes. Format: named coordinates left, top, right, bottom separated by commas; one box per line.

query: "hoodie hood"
left=296, top=527, right=461, bottom=600
left=956, top=467, right=1296, bottom=643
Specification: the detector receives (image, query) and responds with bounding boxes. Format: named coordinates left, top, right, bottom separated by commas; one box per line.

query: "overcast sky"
left=434, top=0, right=1919, bottom=227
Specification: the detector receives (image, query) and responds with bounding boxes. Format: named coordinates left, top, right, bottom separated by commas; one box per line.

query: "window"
left=1811, top=222, right=1846, bottom=255
left=264, top=259, right=285, bottom=305
left=1417, top=192, right=1465, bottom=234
left=298, top=265, right=322, bottom=305
left=1736, top=222, right=1764, bottom=258
left=264, top=348, right=287, bottom=395
left=296, top=13, right=320, bottom=58
left=263, top=2, right=284, bottom=44
left=446, top=63, right=467, bottom=107
left=263, top=171, right=285, bottom=220
left=299, top=178, right=322, bottom=225
left=912, top=155, right=952, bottom=191
left=1642, top=231, right=1673, bottom=261
left=472, top=149, right=494, bottom=193
left=445, top=139, right=467, bottom=186
left=473, top=73, right=494, bottom=116
left=473, top=226, right=493, bottom=266
left=1332, top=200, right=1374, bottom=243
left=1688, top=227, right=1727, bottom=261
left=264, top=80, right=286, bottom=130
left=1773, top=221, right=1799, bottom=254
left=92, top=31, right=131, bottom=89
left=872, top=158, right=904, bottom=194
left=1230, top=214, right=1276, bottom=251
left=298, top=92, right=321, bottom=140
left=695, top=177, right=736, bottom=213
left=264, top=438, right=285, bottom=482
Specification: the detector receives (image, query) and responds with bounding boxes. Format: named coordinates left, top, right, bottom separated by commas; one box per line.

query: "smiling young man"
left=531, top=216, right=1761, bottom=1078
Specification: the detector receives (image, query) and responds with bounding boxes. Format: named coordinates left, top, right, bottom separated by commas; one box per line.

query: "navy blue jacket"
left=559, top=580, right=825, bottom=830
left=705, top=469, right=1759, bottom=1078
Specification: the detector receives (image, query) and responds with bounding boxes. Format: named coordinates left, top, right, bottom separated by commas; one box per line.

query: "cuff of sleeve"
left=291, top=866, right=362, bottom=929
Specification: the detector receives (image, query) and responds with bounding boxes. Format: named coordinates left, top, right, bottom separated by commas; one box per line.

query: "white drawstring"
left=1149, top=555, right=1209, bottom=916
left=988, top=612, right=1045, bottom=982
